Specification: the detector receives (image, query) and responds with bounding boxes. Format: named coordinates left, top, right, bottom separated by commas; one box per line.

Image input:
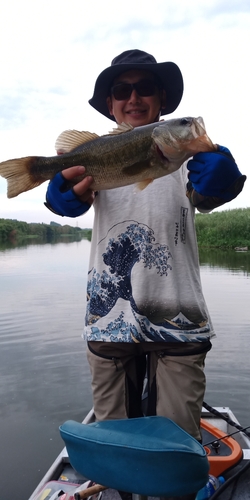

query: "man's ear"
left=106, top=96, right=114, bottom=116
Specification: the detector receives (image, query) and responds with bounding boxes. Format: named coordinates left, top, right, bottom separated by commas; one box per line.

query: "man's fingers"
left=61, top=165, right=86, bottom=180
left=60, top=165, right=95, bottom=203
left=73, top=176, right=94, bottom=198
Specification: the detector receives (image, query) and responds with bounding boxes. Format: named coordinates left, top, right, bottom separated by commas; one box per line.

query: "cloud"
left=0, top=86, right=67, bottom=131
left=0, top=92, right=28, bottom=130
left=205, top=0, right=250, bottom=16
left=0, top=0, right=249, bottom=225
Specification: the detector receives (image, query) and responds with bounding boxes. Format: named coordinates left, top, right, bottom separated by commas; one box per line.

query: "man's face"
left=106, top=69, right=166, bottom=127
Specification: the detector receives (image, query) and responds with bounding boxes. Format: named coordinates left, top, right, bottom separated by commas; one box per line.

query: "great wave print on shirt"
left=85, top=221, right=210, bottom=342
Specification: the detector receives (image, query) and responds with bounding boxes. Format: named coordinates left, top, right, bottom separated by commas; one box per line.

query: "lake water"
left=0, top=239, right=249, bottom=500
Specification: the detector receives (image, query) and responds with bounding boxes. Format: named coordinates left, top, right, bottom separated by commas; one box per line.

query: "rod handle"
left=74, top=484, right=107, bottom=499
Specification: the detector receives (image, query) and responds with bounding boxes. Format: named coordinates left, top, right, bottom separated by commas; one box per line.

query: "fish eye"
left=180, top=118, right=192, bottom=126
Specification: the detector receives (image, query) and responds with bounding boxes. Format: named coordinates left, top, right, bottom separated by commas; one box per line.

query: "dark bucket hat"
left=88, top=49, right=184, bottom=121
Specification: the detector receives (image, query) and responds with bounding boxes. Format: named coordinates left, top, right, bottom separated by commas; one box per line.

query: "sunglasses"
left=111, top=79, right=159, bottom=101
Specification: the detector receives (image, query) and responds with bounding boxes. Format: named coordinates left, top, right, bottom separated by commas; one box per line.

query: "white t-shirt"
left=84, top=163, right=215, bottom=343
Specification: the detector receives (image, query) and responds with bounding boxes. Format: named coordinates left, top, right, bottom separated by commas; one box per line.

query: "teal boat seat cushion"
left=59, top=416, right=209, bottom=497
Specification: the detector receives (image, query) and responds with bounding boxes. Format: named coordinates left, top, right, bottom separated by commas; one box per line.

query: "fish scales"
left=34, top=128, right=152, bottom=181
left=0, top=117, right=216, bottom=198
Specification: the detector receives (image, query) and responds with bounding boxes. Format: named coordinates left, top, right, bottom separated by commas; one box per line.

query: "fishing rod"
left=203, top=401, right=250, bottom=438
left=203, top=425, right=250, bottom=447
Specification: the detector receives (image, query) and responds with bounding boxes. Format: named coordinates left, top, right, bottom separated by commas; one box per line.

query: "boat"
left=28, top=404, right=250, bottom=500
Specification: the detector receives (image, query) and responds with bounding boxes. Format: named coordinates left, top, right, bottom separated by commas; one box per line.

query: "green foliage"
left=195, top=207, right=250, bottom=248
left=0, top=218, right=92, bottom=243
left=1, top=207, right=250, bottom=249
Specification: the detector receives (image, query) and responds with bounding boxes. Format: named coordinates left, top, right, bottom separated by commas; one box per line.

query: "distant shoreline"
left=1, top=206, right=250, bottom=249
left=0, top=218, right=92, bottom=244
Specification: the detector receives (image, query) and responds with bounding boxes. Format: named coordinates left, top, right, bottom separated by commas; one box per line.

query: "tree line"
left=0, top=207, right=249, bottom=248
left=0, top=218, right=92, bottom=243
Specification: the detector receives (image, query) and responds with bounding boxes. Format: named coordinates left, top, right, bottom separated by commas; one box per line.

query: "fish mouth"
left=156, top=144, right=170, bottom=162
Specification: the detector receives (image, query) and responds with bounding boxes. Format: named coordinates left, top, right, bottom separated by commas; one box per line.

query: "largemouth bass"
left=0, top=117, right=216, bottom=198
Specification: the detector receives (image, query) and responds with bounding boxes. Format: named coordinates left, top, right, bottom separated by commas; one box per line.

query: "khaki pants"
left=87, top=341, right=211, bottom=441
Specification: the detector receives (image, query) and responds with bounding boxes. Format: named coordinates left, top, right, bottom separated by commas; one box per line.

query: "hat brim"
left=88, top=61, right=184, bottom=121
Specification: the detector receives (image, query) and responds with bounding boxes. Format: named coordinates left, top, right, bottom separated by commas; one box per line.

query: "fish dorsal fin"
left=55, top=130, right=99, bottom=153
left=108, top=122, right=134, bottom=135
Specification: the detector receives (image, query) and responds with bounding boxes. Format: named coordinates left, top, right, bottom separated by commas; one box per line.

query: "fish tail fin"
left=0, top=156, right=42, bottom=198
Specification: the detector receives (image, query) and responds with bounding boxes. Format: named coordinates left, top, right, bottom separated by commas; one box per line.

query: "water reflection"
left=0, top=233, right=89, bottom=251
left=199, top=252, right=250, bottom=432
left=0, top=238, right=93, bottom=500
left=199, top=247, right=250, bottom=274
left=0, top=239, right=249, bottom=500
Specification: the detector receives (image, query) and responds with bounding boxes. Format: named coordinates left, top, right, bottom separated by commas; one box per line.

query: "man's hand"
left=187, top=146, right=246, bottom=201
left=45, top=166, right=95, bottom=217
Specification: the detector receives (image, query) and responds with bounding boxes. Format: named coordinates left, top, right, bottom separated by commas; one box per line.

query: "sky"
left=0, top=0, right=249, bottom=229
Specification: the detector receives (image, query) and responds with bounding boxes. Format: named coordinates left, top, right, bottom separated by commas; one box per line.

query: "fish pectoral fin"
left=123, top=162, right=154, bottom=190
left=136, top=179, right=154, bottom=190
left=55, top=130, right=99, bottom=153
left=108, top=122, right=134, bottom=135
left=122, top=162, right=151, bottom=177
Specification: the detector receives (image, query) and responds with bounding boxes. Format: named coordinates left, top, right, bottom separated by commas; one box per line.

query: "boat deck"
left=54, top=454, right=250, bottom=500
left=29, top=407, right=250, bottom=500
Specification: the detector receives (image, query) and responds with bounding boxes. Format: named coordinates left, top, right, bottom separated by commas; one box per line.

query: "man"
left=45, top=50, right=246, bottom=500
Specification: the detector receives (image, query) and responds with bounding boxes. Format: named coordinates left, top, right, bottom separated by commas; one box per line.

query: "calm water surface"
left=0, top=240, right=249, bottom=500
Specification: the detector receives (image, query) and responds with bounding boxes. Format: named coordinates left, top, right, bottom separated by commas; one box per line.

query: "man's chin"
left=125, top=113, right=148, bottom=127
